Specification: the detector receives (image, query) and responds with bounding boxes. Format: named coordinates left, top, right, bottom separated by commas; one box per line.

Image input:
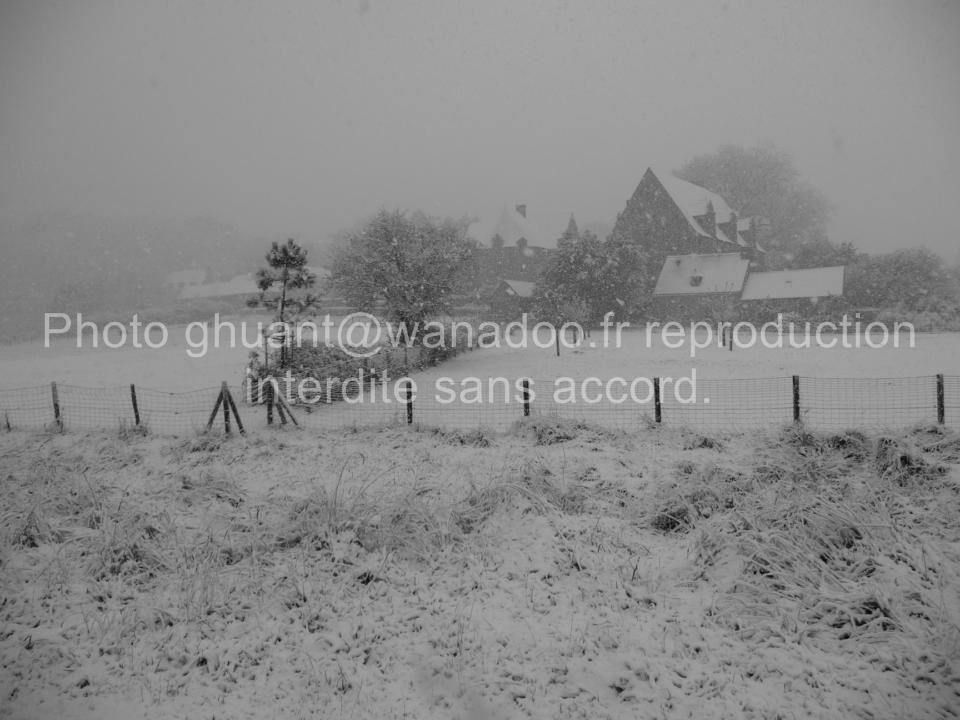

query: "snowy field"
left=2, top=317, right=959, bottom=433
left=1, top=422, right=958, bottom=719
left=5, top=317, right=957, bottom=390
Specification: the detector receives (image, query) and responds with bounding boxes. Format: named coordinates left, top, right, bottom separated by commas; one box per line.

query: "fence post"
left=265, top=380, right=274, bottom=425
left=206, top=386, right=225, bottom=431
left=405, top=380, right=414, bottom=425
left=522, top=378, right=531, bottom=417
left=936, top=373, right=945, bottom=425
left=224, top=386, right=245, bottom=435
left=792, top=375, right=800, bottom=423
left=130, top=384, right=141, bottom=427
left=653, top=377, right=661, bottom=424
left=221, top=381, right=231, bottom=434
left=51, top=381, right=62, bottom=431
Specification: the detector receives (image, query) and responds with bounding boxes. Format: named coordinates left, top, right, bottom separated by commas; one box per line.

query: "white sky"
left=1, top=0, right=958, bottom=256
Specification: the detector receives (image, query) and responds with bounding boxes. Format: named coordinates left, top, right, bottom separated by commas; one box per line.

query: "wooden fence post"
left=653, top=377, right=661, bottom=424
left=280, top=394, right=298, bottom=426
left=224, top=386, right=245, bottom=435
left=405, top=380, right=414, bottom=425
left=936, top=373, right=945, bottom=425
left=265, top=380, right=274, bottom=425
left=221, top=381, right=231, bottom=434
left=792, top=375, right=801, bottom=423
left=130, top=384, right=141, bottom=427
left=51, top=381, right=62, bottom=431
left=206, top=386, right=225, bottom=431
left=522, top=378, right=531, bottom=417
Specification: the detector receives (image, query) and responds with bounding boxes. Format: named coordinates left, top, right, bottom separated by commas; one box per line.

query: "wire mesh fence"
left=0, top=375, right=957, bottom=435
left=0, top=382, right=246, bottom=434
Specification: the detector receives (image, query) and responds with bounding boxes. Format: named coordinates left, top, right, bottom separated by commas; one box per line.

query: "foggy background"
left=1, top=0, right=958, bottom=337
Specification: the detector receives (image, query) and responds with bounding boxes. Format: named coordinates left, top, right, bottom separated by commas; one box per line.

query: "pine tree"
left=248, top=238, right=318, bottom=369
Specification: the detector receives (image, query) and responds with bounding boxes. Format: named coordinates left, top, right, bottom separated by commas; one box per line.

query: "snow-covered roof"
left=470, top=205, right=557, bottom=250
left=740, top=266, right=845, bottom=301
left=500, top=279, right=536, bottom=298
left=653, top=253, right=750, bottom=296
left=648, top=168, right=758, bottom=248
left=652, top=169, right=734, bottom=239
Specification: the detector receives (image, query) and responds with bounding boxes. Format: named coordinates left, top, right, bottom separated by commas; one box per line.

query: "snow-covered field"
left=3, top=317, right=958, bottom=434
left=6, top=316, right=958, bottom=392
left=1, top=423, right=958, bottom=719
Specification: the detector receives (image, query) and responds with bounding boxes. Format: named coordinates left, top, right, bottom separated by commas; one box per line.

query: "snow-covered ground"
left=1, top=424, right=957, bottom=719
left=3, top=317, right=959, bottom=433
left=5, top=316, right=959, bottom=391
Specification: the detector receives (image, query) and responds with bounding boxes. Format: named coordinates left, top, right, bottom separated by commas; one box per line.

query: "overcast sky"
left=1, top=0, right=958, bottom=256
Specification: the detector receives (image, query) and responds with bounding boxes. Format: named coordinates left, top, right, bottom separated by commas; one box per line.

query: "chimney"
left=726, top=211, right=738, bottom=246
left=703, top=201, right=716, bottom=238
left=515, top=204, right=527, bottom=219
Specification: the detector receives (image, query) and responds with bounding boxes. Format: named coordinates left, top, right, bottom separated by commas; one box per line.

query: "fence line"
left=0, top=375, right=957, bottom=435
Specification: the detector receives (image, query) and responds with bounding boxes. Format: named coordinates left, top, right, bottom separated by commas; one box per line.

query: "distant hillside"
left=0, top=212, right=269, bottom=341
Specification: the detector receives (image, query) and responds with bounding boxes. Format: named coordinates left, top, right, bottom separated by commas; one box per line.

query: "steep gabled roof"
left=741, top=266, right=845, bottom=301
left=651, top=169, right=735, bottom=242
left=653, top=253, right=750, bottom=296
left=648, top=168, right=760, bottom=249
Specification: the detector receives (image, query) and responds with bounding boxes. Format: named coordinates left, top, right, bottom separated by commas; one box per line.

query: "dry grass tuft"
left=875, top=436, right=948, bottom=486
left=682, top=433, right=725, bottom=451
left=515, top=417, right=623, bottom=446
left=428, top=427, right=495, bottom=447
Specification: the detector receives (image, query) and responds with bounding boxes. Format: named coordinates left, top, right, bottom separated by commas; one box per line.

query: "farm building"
left=486, top=278, right=537, bottom=321
left=740, top=266, right=845, bottom=302
left=473, top=204, right=560, bottom=284
left=610, top=167, right=766, bottom=294
left=650, top=253, right=846, bottom=321
left=651, top=253, right=750, bottom=320
left=471, top=204, right=557, bottom=251
left=738, top=266, right=846, bottom=318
